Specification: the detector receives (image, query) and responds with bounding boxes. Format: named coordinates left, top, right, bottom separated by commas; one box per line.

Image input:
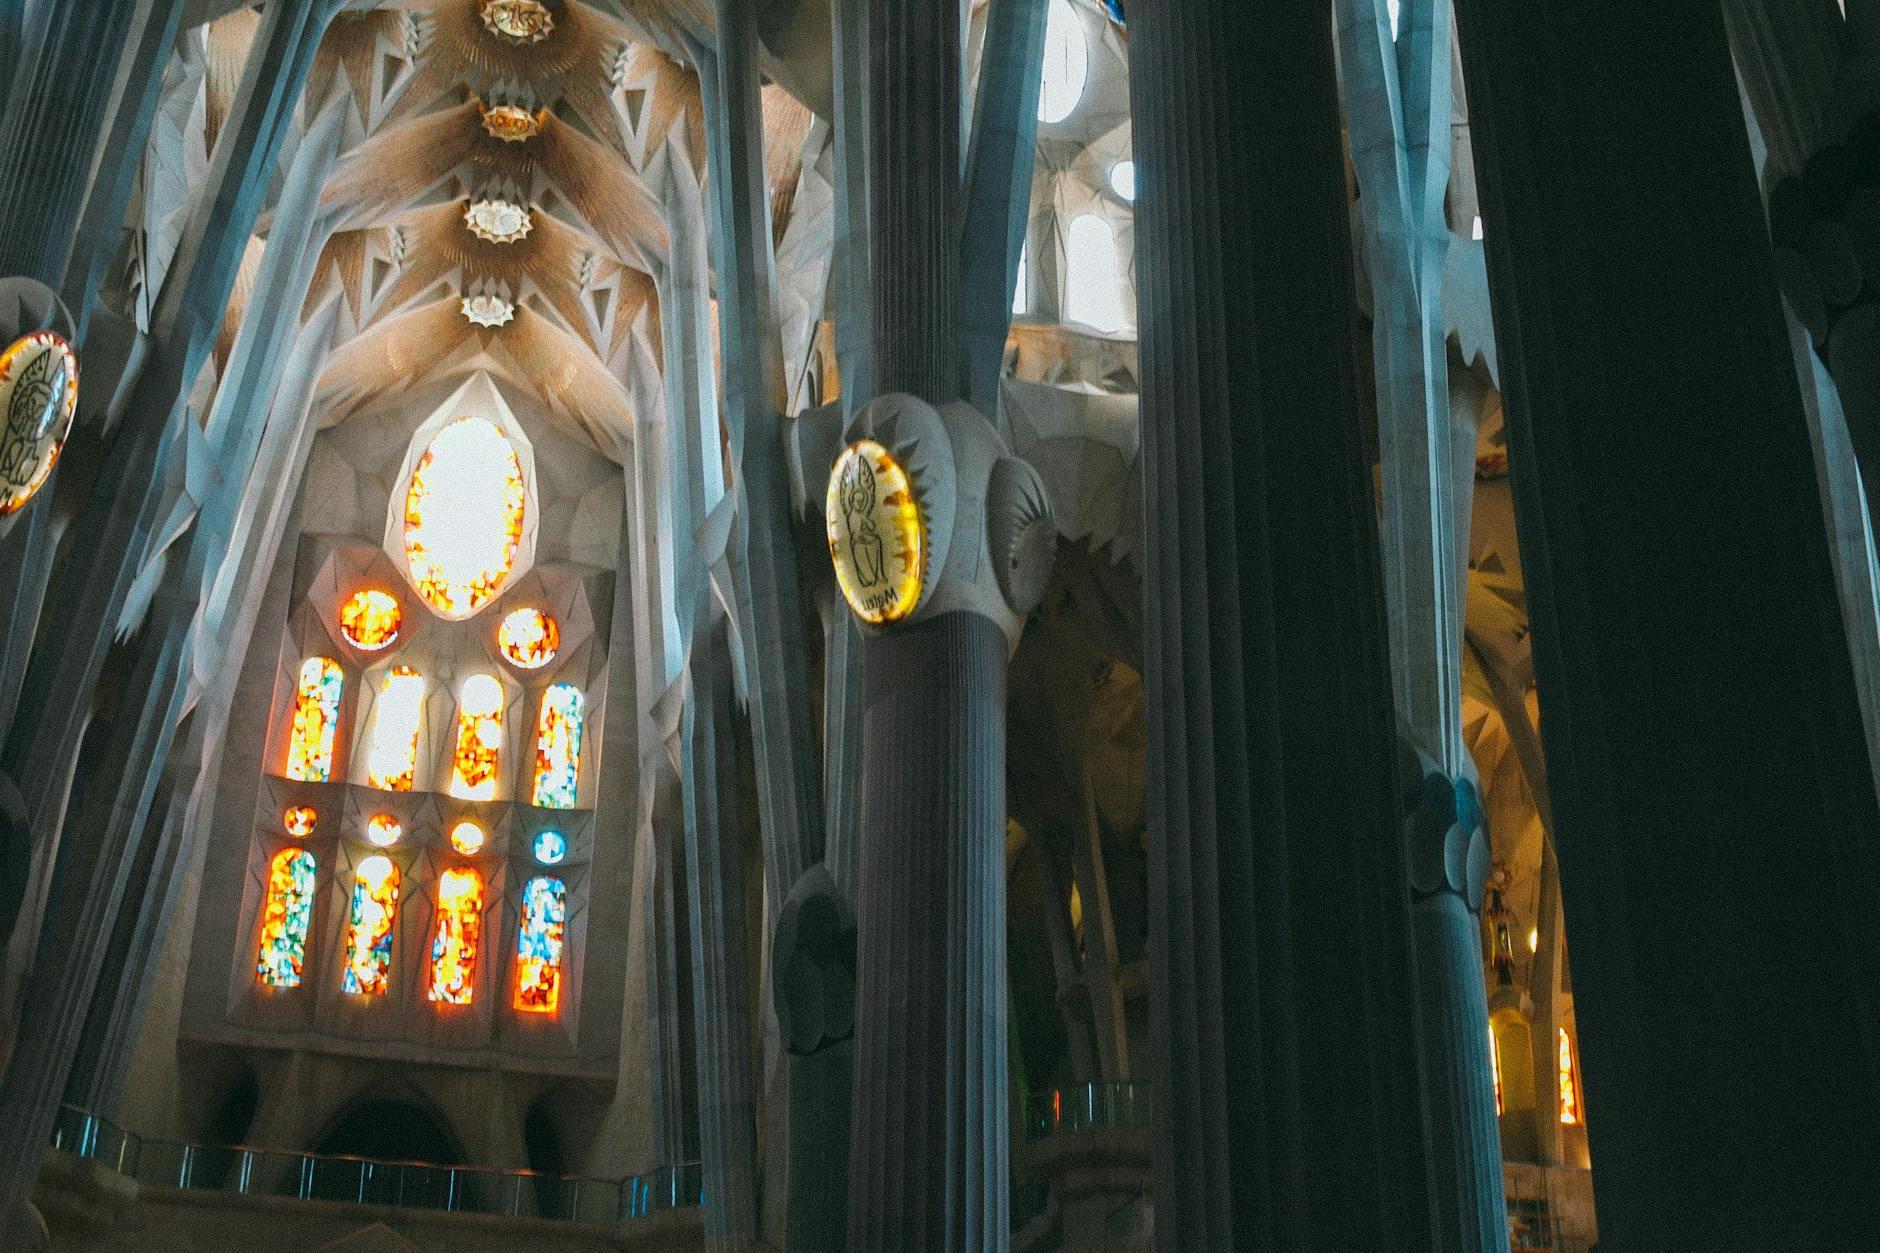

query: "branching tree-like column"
left=836, top=4, right=1054, bottom=1251
left=1456, top=1, right=1880, bottom=1246
left=1129, top=0, right=1437, bottom=1249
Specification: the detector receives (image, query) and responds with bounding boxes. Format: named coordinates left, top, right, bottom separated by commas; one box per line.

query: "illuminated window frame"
left=341, top=854, right=401, bottom=996
left=530, top=684, right=583, bottom=809
left=449, top=673, right=506, bottom=801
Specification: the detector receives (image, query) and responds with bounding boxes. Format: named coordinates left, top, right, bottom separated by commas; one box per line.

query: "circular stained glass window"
left=366, top=813, right=402, bottom=847
left=533, top=830, right=567, bottom=865
left=284, top=805, right=317, bottom=838
left=498, top=607, right=560, bottom=668
left=450, top=820, right=487, bottom=856
left=339, top=589, right=401, bottom=650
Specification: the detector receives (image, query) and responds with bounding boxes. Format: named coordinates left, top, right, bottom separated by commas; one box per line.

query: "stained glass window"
left=497, top=607, right=559, bottom=668
left=403, top=417, right=527, bottom=619
left=449, top=673, right=505, bottom=801
left=531, top=684, right=583, bottom=809
left=1558, top=1027, right=1580, bottom=1125
left=339, top=589, right=401, bottom=651
left=283, top=805, right=317, bottom=838
left=366, top=813, right=401, bottom=847
left=449, top=820, right=486, bottom=855
left=1064, top=214, right=1127, bottom=334
left=366, top=666, right=425, bottom=791
left=532, top=830, right=566, bottom=865
left=341, top=854, right=400, bottom=996
left=514, top=876, right=566, bottom=1015
left=1490, top=1025, right=1503, bottom=1117
left=429, top=867, right=484, bottom=1005
left=255, top=848, right=316, bottom=988
left=285, top=657, right=344, bottom=782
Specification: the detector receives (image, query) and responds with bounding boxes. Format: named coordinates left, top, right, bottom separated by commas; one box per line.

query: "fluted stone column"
left=1129, top=1, right=1435, bottom=1249
left=1455, top=2, right=1880, bottom=1245
left=840, top=3, right=1048, bottom=1249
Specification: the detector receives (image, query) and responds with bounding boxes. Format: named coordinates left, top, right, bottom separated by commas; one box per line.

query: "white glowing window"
left=1038, top=0, right=1088, bottom=125
left=1013, top=243, right=1029, bottom=317
left=1389, top=0, right=1401, bottom=39
left=403, top=417, right=527, bottom=619
left=1110, top=160, right=1136, bottom=202
left=1063, top=214, right=1127, bottom=334
left=366, top=667, right=424, bottom=791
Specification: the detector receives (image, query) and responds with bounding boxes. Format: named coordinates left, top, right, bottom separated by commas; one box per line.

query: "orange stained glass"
left=1558, top=1027, right=1581, bottom=1125
left=255, top=847, right=316, bottom=987
left=429, top=867, right=485, bottom=1005
left=403, top=417, right=527, bottom=619
left=339, top=589, right=401, bottom=651
left=513, top=876, right=566, bottom=1014
left=366, top=666, right=425, bottom=791
left=283, top=805, right=317, bottom=838
left=530, top=684, right=583, bottom=809
left=448, top=673, right=505, bottom=800
left=285, top=657, right=344, bottom=782
left=449, top=820, right=486, bottom=855
left=341, top=854, right=400, bottom=996
left=366, top=813, right=402, bottom=847
left=497, top=607, right=559, bottom=668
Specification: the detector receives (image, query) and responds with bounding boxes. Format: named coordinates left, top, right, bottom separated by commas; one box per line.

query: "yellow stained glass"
left=1490, top=1025, right=1503, bottom=1117
left=285, top=657, right=344, bottom=782
left=283, top=805, right=317, bottom=838
left=449, top=820, right=486, bottom=855
left=341, top=854, right=399, bottom=996
left=366, top=666, right=425, bottom=791
left=339, top=589, right=401, bottom=651
left=497, top=607, right=559, bottom=668
left=255, top=847, right=316, bottom=987
left=1558, top=1027, right=1581, bottom=1125
left=429, top=867, right=484, bottom=1005
left=448, top=673, right=505, bottom=800
left=403, top=417, right=527, bottom=619
left=366, top=813, right=401, bottom=847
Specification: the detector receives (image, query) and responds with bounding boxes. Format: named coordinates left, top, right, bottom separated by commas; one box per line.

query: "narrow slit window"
left=285, top=657, right=344, bottom=782
left=513, top=876, right=567, bottom=1015
left=255, top=848, right=317, bottom=987
left=1558, top=1027, right=1581, bottom=1125
left=341, top=854, right=400, bottom=996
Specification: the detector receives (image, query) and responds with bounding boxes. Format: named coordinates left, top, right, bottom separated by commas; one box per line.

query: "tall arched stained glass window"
left=341, top=854, right=400, bottom=996
left=531, top=684, right=583, bottom=809
left=285, top=657, right=344, bottom=782
left=1064, top=214, right=1127, bottom=334
left=367, top=666, right=425, bottom=791
left=449, top=673, right=505, bottom=801
left=514, top=876, right=566, bottom=1015
left=255, top=848, right=316, bottom=987
left=429, top=867, right=484, bottom=1005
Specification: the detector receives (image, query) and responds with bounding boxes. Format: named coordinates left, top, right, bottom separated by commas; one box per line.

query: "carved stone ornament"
left=480, top=0, right=554, bottom=44
left=0, top=331, right=77, bottom=517
left=825, top=439, right=927, bottom=624
left=986, top=456, right=1055, bottom=615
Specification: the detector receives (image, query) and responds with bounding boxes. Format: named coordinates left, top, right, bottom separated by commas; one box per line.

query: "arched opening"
left=1063, top=214, right=1128, bottom=334
left=523, top=1096, right=568, bottom=1215
left=308, top=1098, right=466, bottom=1207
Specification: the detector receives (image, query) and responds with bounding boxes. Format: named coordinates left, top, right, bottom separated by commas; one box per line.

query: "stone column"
left=1455, top=2, right=1880, bottom=1245
left=839, top=3, right=1051, bottom=1250
left=1337, top=2, right=1508, bottom=1247
left=1128, top=1, right=1434, bottom=1249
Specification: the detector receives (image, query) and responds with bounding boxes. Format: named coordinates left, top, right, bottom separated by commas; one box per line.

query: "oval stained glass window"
left=340, top=589, right=401, bottom=650
left=498, top=607, right=559, bottom=668
left=449, top=819, right=486, bottom=855
left=403, top=417, right=527, bottom=619
left=0, top=331, right=78, bottom=517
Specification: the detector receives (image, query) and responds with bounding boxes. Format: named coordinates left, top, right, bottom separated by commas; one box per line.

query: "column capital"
left=1403, top=747, right=1491, bottom=908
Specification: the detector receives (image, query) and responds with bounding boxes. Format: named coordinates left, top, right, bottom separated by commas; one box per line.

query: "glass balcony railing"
left=49, top=1105, right=700, bottom=1224
left=1027, top=1082, right=1154, bottom=1140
